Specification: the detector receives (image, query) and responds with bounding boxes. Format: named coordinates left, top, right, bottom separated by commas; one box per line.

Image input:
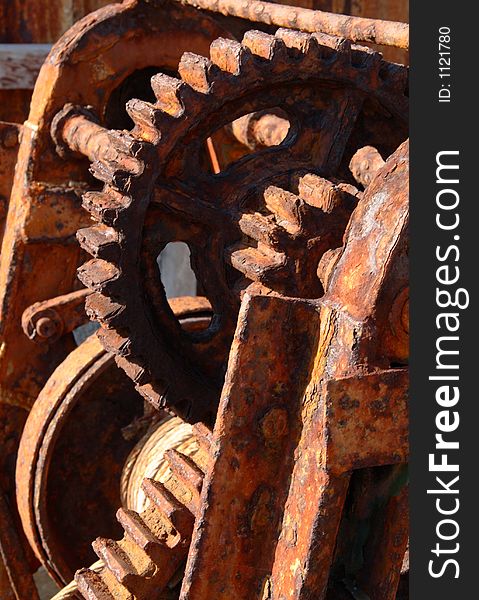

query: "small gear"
left=75, top=423, right=212, bottom=600
left=77, top=28, right=408, bottom=422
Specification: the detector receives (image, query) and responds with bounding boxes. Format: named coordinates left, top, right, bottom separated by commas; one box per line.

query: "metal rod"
left=178, top=0, right=409, bottom=49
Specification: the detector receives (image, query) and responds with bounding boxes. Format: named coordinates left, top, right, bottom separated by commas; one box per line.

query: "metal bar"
left=177, top=0, right=409, bottom=48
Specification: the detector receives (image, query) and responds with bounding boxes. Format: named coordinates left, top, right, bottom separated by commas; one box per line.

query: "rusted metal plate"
left=181, top=292, right=321, bottom=598
left=325, top=369, right=408, bottom=473
left=269, top=141, right=409, bottom=600
left=21, top=183, right=91, bottom=242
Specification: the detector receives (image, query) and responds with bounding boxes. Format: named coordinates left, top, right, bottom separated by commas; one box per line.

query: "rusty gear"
left=76, top=28, right=408, bottom=423
left=64, top=140, right=409, bottom=600
left=74, top=423, right=211, bottom=600
left=15, top=296, right=214, bottom=587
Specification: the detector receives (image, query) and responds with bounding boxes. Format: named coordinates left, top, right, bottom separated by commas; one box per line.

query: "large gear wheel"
left=60, top=140, right=409, bottom=600
left=76, top=28, right=408, bottom=423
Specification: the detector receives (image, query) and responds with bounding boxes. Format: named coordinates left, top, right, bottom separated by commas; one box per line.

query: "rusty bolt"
left=35, top=317, right=60, bottom=339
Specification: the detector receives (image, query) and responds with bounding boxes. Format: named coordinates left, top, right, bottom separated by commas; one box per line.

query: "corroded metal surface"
left=0, top=0, right=113, bottom=145
left=183, top=140, right=409, bottom=600
left=22, top=288, right=91, bottom=343
left=177, top=0, right=409, bottom=48
left=0, top=122, right=21, bottom=239
left=16, top=334, right=144, bottom=586
left=0, top=488, right=39, bottom=600
left=349, top=144, right=386, bottom=188
left=75, top=424, right=212, bottom=599
left=16, top=297, right=212, bottom=587
left=0, top=2, right=232, bottom=597
left=0, top=2, right=410, bottom=598
left=66, top=141, right=409, bottom=600
left=73, top=27, right=407, bottom=423
left=0, top=0, right=231, bottom=412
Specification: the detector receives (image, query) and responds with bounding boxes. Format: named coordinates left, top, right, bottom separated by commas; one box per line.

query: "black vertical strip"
left=410, top=2, right=477, bottom=598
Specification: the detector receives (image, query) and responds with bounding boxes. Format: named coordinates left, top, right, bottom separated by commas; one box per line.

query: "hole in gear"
left=157, top=242, right=197, bottom=299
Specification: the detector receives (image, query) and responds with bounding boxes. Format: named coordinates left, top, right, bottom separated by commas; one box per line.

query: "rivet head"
left=36, top=317, right=59, bottom=338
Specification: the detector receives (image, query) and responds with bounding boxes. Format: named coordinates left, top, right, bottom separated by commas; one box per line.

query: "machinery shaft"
left=177, top=0, right=409, bottom=48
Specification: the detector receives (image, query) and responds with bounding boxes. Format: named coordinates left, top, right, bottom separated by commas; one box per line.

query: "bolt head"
left=36, top=317, right=58, bottom=338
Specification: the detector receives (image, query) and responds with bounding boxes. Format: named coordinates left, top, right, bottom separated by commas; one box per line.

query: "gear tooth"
left=77, top=258, right=120, bottom=294
left=351, top=44, right=382, bottom=71
left=238, top=212, right=287, bottom=249
left=116, top=509, right=167, bottom=557
left=242, top=29, right=284, bottom=60
left=298, top=173, right=340, bottom=212
left=90, top=157, right=143, bottom=191
left=141, top=479, right=195, bottom=538
left=210, top=37, right=245, bottom=74
left=349, top=145, right=385, bottom=188
left=226, top=242, right=289, bottom=285
left=263, top=186, right=304, bottom=234
left=108, top=130, right=145, bottom=155
left=116, top=355, right=150, bottom=385
left=165, top=449, right=203, bottom=514
left=311, top=32, right=351, bottom=60
left=82, top=190, right=130, bottom=225
left=165, top=449, right=203, bottom=492
left=126, top=99, right=164, bottom=143
left=85, top=292, right=125, bottom=326
left=90, top=130, right=145, bottom=182
left=191, top=422, right=214, bottom=471
left=192, top=422, right=213, bottom=449
left=150, top=73, right=185, bottom=117
left=317, top=247, right=342, bottom=290
left=92, top=538, right=138, bottom=586
left=298, top=174, right=359, bottom=216
left=275, top=28, right=312, bottom=54
left=135, top=381, right=167, bottom=411
left=77, top=225, right=121, bottom=262
left=98, top=327, right=131, bottom=356
left=75, top=568, right=114, bottom=600
left=178, top=52, right=214, bottom=93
